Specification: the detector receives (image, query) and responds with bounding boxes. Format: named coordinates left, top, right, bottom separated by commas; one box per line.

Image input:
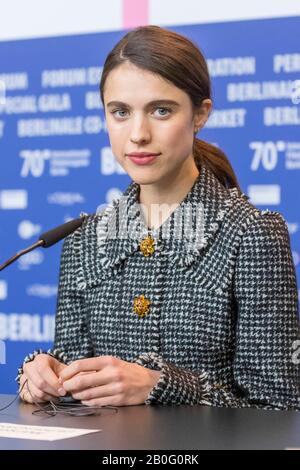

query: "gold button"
left=133, top=294, right=151, bottom=318
left=139, top=235, right=155, bottom=257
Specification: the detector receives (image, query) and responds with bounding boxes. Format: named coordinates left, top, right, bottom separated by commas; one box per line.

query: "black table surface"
left=0, top=394, right=300, bottom=450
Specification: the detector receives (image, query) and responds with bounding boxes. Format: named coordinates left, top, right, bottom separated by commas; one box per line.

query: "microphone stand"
left=0, top=216, right=85, bottom=272
left=0, top=240, right=45, bottom=271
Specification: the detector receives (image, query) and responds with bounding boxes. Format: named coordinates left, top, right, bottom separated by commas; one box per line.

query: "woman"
left=18, top=25, right=300, bottom=410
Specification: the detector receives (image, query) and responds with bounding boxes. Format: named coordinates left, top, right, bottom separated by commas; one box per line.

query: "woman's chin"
left=127, top=169, right=162, bottom=186
left=133, top=177, right=161, bottom=187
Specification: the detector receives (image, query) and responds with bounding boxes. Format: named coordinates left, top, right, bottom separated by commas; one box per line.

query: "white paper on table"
left=0, top=422, right=102, bottom=441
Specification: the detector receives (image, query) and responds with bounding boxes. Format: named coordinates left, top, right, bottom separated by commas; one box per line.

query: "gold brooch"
left=139, top=235, right=155, bottom=257
left=133, top=295, right=151, bottom=318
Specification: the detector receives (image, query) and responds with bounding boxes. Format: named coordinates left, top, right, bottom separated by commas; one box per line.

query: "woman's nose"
left=130, top=119, right=151, bottom=144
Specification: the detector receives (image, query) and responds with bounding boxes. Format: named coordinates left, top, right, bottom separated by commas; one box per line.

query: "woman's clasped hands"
left=20, top=354, right=162, bottom=406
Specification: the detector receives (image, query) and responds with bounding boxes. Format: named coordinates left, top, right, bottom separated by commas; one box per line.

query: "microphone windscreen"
left=39, top=217, right=84, bottom=248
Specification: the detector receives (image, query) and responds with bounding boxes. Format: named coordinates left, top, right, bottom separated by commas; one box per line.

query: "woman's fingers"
left=20, top=377, right=53, bottom=403
left=62, top=370, right=108, bottom=393
left=72, top=382, right=119, bottom=401
left=38, top=363, right=66, bottom=396
left=20, top=383, right=33, bottom=404
left=19, top=355, right=68, bottom=403
left=23, top=364, right=61, bottom=397
left=26, top=380, right=54, bottom=403
left=23, top=357, right=65, bottom=397
left=19, top=373, right=30, bottom=400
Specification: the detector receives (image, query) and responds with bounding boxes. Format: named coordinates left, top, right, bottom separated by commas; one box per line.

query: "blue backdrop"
left=0, top=17, right=299, bottom=392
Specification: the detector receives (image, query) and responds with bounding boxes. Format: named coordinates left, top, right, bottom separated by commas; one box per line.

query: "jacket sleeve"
left=17, top=227, right=93, bottom=383
left=48, top=229, right=93, bottom=363
left=132, top=211, right=300, bottom=410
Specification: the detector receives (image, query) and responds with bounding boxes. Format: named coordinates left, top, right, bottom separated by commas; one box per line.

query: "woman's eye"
left=111, top=107, right=171, bottom=118
left=112, top=109, right=128, bottom=118
left=154, top=107, right=171, bottom=117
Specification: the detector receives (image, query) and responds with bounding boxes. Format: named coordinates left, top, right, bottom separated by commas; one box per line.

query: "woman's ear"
left=193, top=99, right=212, bottom=132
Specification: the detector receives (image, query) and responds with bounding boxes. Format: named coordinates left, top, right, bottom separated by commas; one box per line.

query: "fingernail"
left=58, top=388, right=66, bottom=396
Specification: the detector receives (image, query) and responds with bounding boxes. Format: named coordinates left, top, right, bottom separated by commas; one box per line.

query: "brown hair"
left=99, top=25, right=242, bottom=193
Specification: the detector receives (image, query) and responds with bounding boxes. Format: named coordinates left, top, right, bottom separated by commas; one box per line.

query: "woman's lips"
left=127, top=154, right=160, bottom=165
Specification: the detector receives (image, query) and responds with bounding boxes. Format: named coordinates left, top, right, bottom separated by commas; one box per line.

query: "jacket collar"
left=96, top=164, right=234, bottom=270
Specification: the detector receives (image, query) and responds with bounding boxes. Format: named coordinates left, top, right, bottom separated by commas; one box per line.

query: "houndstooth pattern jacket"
left=19, top=164, right=300, bottom=410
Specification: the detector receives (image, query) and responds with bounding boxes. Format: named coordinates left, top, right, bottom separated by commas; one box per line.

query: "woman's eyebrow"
left=106, top=99, right=180, bottom=108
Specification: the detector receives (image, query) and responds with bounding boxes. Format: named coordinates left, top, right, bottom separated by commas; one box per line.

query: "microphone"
left=39, top=217, right=84, bottom=248
left=0, top=217, right=85, bottom=271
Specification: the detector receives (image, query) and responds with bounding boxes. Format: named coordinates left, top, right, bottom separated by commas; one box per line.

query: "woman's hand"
left=58, top=356, right=162, bottom=407
left=19, top=354, right=68, bottom=403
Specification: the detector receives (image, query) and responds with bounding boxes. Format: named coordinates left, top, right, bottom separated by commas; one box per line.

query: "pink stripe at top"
left=122, top=0, right=149, bottom=29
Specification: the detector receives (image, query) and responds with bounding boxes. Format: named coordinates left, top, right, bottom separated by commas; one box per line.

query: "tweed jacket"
left=19, top=164, right=300, bottom=410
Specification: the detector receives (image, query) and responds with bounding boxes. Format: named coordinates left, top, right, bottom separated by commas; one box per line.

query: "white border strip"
left=0, top=0, right=299, bottom=41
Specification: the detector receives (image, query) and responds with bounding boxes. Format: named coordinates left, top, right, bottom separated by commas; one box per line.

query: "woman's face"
left=103, top=61, right=211, bottom=185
